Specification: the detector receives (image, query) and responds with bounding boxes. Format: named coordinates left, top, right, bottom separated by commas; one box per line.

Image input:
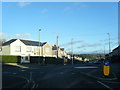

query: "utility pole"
left=56, top=35, right=58, bottom=59
left=38, top=29, right=41, bottom=64
left=107, top=33, right=111, bottom=54
left=71, top=38, right=73, bottom=65
left=104, top=45, right=106, bottom=59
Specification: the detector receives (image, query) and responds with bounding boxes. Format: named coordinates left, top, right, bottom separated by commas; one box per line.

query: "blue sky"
left=2, top=2, right=118, bottom=54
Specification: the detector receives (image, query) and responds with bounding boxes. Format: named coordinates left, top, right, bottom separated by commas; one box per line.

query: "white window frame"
left=26, top=47, right=31, bottom=52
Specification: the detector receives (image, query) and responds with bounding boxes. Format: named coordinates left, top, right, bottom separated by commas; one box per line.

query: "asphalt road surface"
left=2, top=63, right=120, bottom=89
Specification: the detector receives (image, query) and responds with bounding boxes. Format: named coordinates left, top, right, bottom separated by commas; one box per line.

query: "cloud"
left=60, top=40, right=83, bottom=46
left=63, top=7, right=72, bottom=12
left=73, top=2, right=88, bottom=7
left=0, top=32, right=31, bottom=41
left=78, top=43, right=102, bottom=48
left=63, top=3, right=88, bottom=13
left=100, top=37, right=118, bottom=43
left=0, top=32, right=10, bottom=41
left=15, top=33, right=31, bottom=39
left=18, top=2, right=31, bottom=7
left=40, top=9, right=48, bottom=14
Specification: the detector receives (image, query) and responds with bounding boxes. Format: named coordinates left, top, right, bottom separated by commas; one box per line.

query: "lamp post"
left=38, top=29, right=41, bottom=64
left=107, top=33, right=111, bottom=54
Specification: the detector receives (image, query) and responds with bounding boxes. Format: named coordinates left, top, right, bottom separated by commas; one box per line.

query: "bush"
left=0, top=55, right=21, bottom=63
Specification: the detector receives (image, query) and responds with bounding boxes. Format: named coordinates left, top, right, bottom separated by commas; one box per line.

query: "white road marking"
left=112, top=72, right=117, bottom=80
left=30, top=72, right=32, bottom=81
left=31, top=81, right=36, bottom=90
left=60, top=72, right=64, bottom=74
left=13, top=73, right=16, bottom=74
left=21, top=70, right=25, bottom=71
left=35, top=84, right=38, bottom=88
left=97, top=81, right=113, bottom=90
left=74, top=66, right=98, bottom=69
left=72, top=73, right=75, bottom=74
left=104, top=81, right=120, bottom=84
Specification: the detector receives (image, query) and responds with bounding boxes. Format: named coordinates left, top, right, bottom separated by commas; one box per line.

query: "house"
left=52, top=45, right=62, bottom=58
left=52, top=45, right=67, bottom=58
left=60, top=48, right=67, bottom=58
left=1, top=39, right=53, bottom=57
left=110, top=45, right=120, bottom=56
left=74, top=56, right=83, bottom=61
left=67, top=55, right=71, bottom=59
left=84, top=58, right=90, bottom=61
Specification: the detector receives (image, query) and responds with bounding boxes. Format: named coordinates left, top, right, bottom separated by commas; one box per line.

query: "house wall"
left=42, top=43, right=52, bottom=57
left=10, top=39, right=37, bottom=56
left=2, top=39, right=63, bottom=57
left=25, top=46, right=37, bottom=56
left=60, top=50, right=67, bottom=58
left=10, top=39, right=26, bottom=56
left=52, top=49, right=67, bottom=58
left=33, top=46, right=40, bottom=56
left=2, top=46, right=10, bottom=55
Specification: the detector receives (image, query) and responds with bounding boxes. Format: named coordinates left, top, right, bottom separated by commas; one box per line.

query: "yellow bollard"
left=103, top=61, right=110, bottom=76
left=103, top=65, right=110, bottom=76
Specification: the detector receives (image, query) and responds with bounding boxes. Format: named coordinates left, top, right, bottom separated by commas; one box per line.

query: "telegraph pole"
left=104, top=45, right=106, bottom=59
left=56, top=35, right=58, bottom=59
left=107, top=33, right=111, bottom=54
left=71, top=38, right=73, bottom=65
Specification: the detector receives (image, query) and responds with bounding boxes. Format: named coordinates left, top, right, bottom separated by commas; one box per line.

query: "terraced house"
left=1, top=39, right=53, bottom=57
left=52, top=45, right=67, bottom=58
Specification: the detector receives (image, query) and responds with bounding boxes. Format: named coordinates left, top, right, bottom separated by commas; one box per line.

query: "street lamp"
left=107, top=33, right=111, bottom=54
left=38, top=29, right=41, bottom=64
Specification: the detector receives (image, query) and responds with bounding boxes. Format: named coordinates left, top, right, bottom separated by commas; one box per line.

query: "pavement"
left=4, top=63, right=29, bottom=68
left=81, top=63, right=120, bottom=81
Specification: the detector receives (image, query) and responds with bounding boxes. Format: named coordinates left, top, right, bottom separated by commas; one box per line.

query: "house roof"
left=60, top=48, right=64, bottom=51
left=2, top=39, right=47, bottom=46
left=2, top=39, right=17, bottom=46
left=52, top=44, right=60, bottom=50
left=113, top=45, right=120, bottom=51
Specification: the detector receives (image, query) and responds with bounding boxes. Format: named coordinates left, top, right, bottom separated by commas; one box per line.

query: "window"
left=15, top=46, right=21, bottom=52
left=27, top=47, right=31, bottom=52
left=46, top=48, right=50, bottom=53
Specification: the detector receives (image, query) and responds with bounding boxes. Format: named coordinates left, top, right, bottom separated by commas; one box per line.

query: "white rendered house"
left=1, top=39, right=53, bottom=57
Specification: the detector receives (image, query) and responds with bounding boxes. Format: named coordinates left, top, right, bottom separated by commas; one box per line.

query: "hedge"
left=0, top=55, right=21, bottom=63
left=30, top=56, right=64, bottom=64
left=30, top=56, right=83, bottom=64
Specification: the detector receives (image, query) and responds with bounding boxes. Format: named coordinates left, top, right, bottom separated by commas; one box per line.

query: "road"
left=2, top=63, right=120, bottom=89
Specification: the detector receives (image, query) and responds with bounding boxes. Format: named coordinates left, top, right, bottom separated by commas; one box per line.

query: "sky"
left=1, top=2, right=119, bottom=54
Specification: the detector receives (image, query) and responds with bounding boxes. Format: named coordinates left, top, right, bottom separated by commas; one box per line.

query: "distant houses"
left=52, top=45, right=67, bottom=58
